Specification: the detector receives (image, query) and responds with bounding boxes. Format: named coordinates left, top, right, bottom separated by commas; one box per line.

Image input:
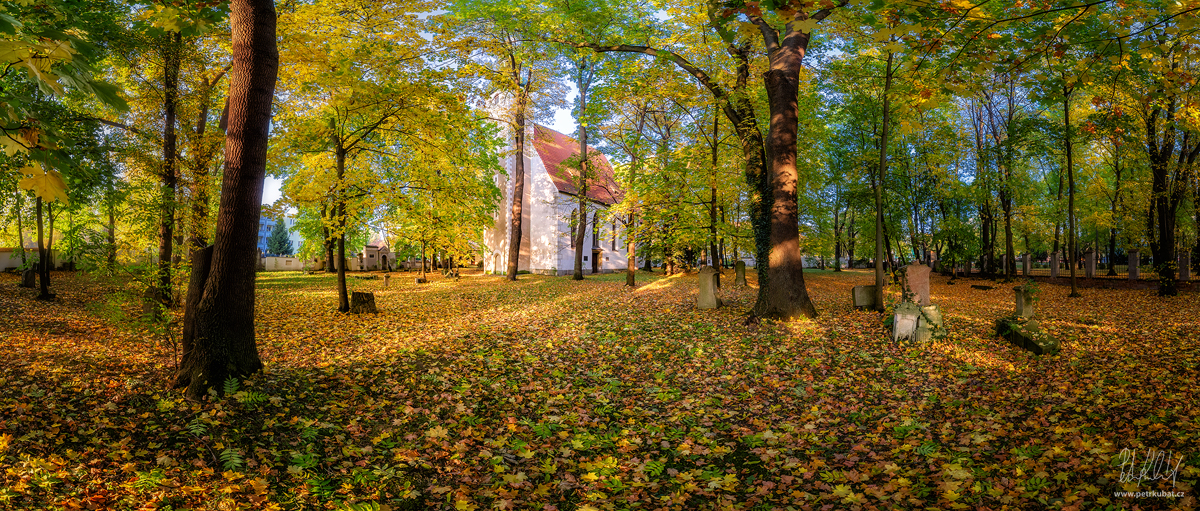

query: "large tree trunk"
left=173, top=0, right=276, bottom=399
left=753, top=40, right=817, bottom=319
left=158, top=31, right=182, bottom=308
left=506, top=84, right=527, bottom=281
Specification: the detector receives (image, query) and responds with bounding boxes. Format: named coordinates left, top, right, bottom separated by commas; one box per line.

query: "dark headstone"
left=20, top=268, right=35, bottom=288
left=996, top=318, right=1059, bottom=355
left=734, top=261, right=747, bottom=287
left=1013, top=286, right=1033, bottom=319
left=970, top=284, right=994, bottom=291
left=414, top=277, right=427, bottom=284
left=349, top=291, right=378, bottom=314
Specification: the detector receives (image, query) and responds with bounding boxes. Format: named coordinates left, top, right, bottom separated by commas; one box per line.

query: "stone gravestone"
left=893, top=263, right=945, bottom=343
left=1128, top=250, right=1139, bottom=280
left=852, top=285, right=876, bottom=309
left=349, top=291, right=378, bottom=314
left=1022, top=253, right=1031, bottom=277
left=1180, top=252, right=1192, bottom=281
left=914, top=305, right=945, bottom=343
left=897, top=263, right=931, bottom=306
left=384, top=274, right=390, bottom=287
left=1085, top=250, right=1096, bottom=278
left=415, top=277, right=427, bottom=284
left=892, top=301, right=921, bottom=342
left=996, top=282, right=1058, bottom=355
left=697, top=266, right=721, bottom=310
left=20, top=268, right=35, bottom=288
left=734, top=261, right=747, bottom=287
left=1014, top=286, right=1034, bottom=319
left=1050, top=252, right=1060, bottom=278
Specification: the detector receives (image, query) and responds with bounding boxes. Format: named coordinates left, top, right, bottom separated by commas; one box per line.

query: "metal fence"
left=962, top=256, right=1196, bottom=281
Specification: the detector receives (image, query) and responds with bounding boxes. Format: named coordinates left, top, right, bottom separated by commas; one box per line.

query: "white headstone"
left=893, top=302, right=920, bottom=342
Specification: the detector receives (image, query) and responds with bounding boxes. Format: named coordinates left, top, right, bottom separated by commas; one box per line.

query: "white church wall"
left=528, top=150, right=560, bottom=275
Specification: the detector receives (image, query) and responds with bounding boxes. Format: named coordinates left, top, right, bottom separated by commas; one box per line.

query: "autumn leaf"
left=17, top=162, right=69, bottom=204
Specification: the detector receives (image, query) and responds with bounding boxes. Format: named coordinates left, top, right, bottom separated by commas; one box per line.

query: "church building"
left=483, top=124, right=627, bottom=276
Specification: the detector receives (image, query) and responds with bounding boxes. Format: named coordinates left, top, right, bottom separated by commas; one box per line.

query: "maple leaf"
left=18, top=162, right=69, bottom=204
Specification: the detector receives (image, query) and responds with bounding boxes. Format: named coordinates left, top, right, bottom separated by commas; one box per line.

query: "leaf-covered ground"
left=1, top=269, right=1197, bottom=510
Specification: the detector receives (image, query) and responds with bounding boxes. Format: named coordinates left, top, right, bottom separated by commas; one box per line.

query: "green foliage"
left=266, top=221, right=293, bottom=256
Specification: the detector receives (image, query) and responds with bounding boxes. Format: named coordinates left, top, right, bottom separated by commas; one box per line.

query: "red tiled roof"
left=532, top=124, right=623, bottom=206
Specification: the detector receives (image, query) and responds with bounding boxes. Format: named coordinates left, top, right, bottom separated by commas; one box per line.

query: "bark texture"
left=173, top=0, right=277, bottom=399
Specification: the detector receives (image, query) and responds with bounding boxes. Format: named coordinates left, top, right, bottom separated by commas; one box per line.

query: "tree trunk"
left=747, top=33, right=819, bottom=319
left=15, top=191, right=25, bottom=264
left=188, top=66, right=228, bottom=252
left=1108, top=143, right=1122, bottom=275
left=172, top=0, right=276, bottom=399
left=335, top=146, right=350, bottom=312
left=158, top=31, right=182, bottom=308
left=574, top=197, right=587, bottom=280
left=47, top=203, right=55, bottom=271
left=847, top=209, right=856, bottom=268
left=871, top=50, right=894, bottom=312
left=107, top=196, right=116, bottom=270
left=833, top=205, right=843, bottom=272
left=1065, top=93, right=1080, bottom=297
left=36, top=197, right=52, bottom=300
left=626, top=213, right=636, bottom=286
left=709, top=104, right=720, bottom=271
left=322, top=204, right=335, bottom=272
left=506, top=82, right=527, bottom=281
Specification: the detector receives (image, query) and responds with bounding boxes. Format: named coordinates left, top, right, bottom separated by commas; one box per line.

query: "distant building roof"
left=532, top=125, right=623, bottom=206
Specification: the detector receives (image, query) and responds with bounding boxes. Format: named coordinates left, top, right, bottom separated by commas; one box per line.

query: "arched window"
left=592, top=212, right=601, bottom=248
left=611, top=221, right=617, bottom=250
